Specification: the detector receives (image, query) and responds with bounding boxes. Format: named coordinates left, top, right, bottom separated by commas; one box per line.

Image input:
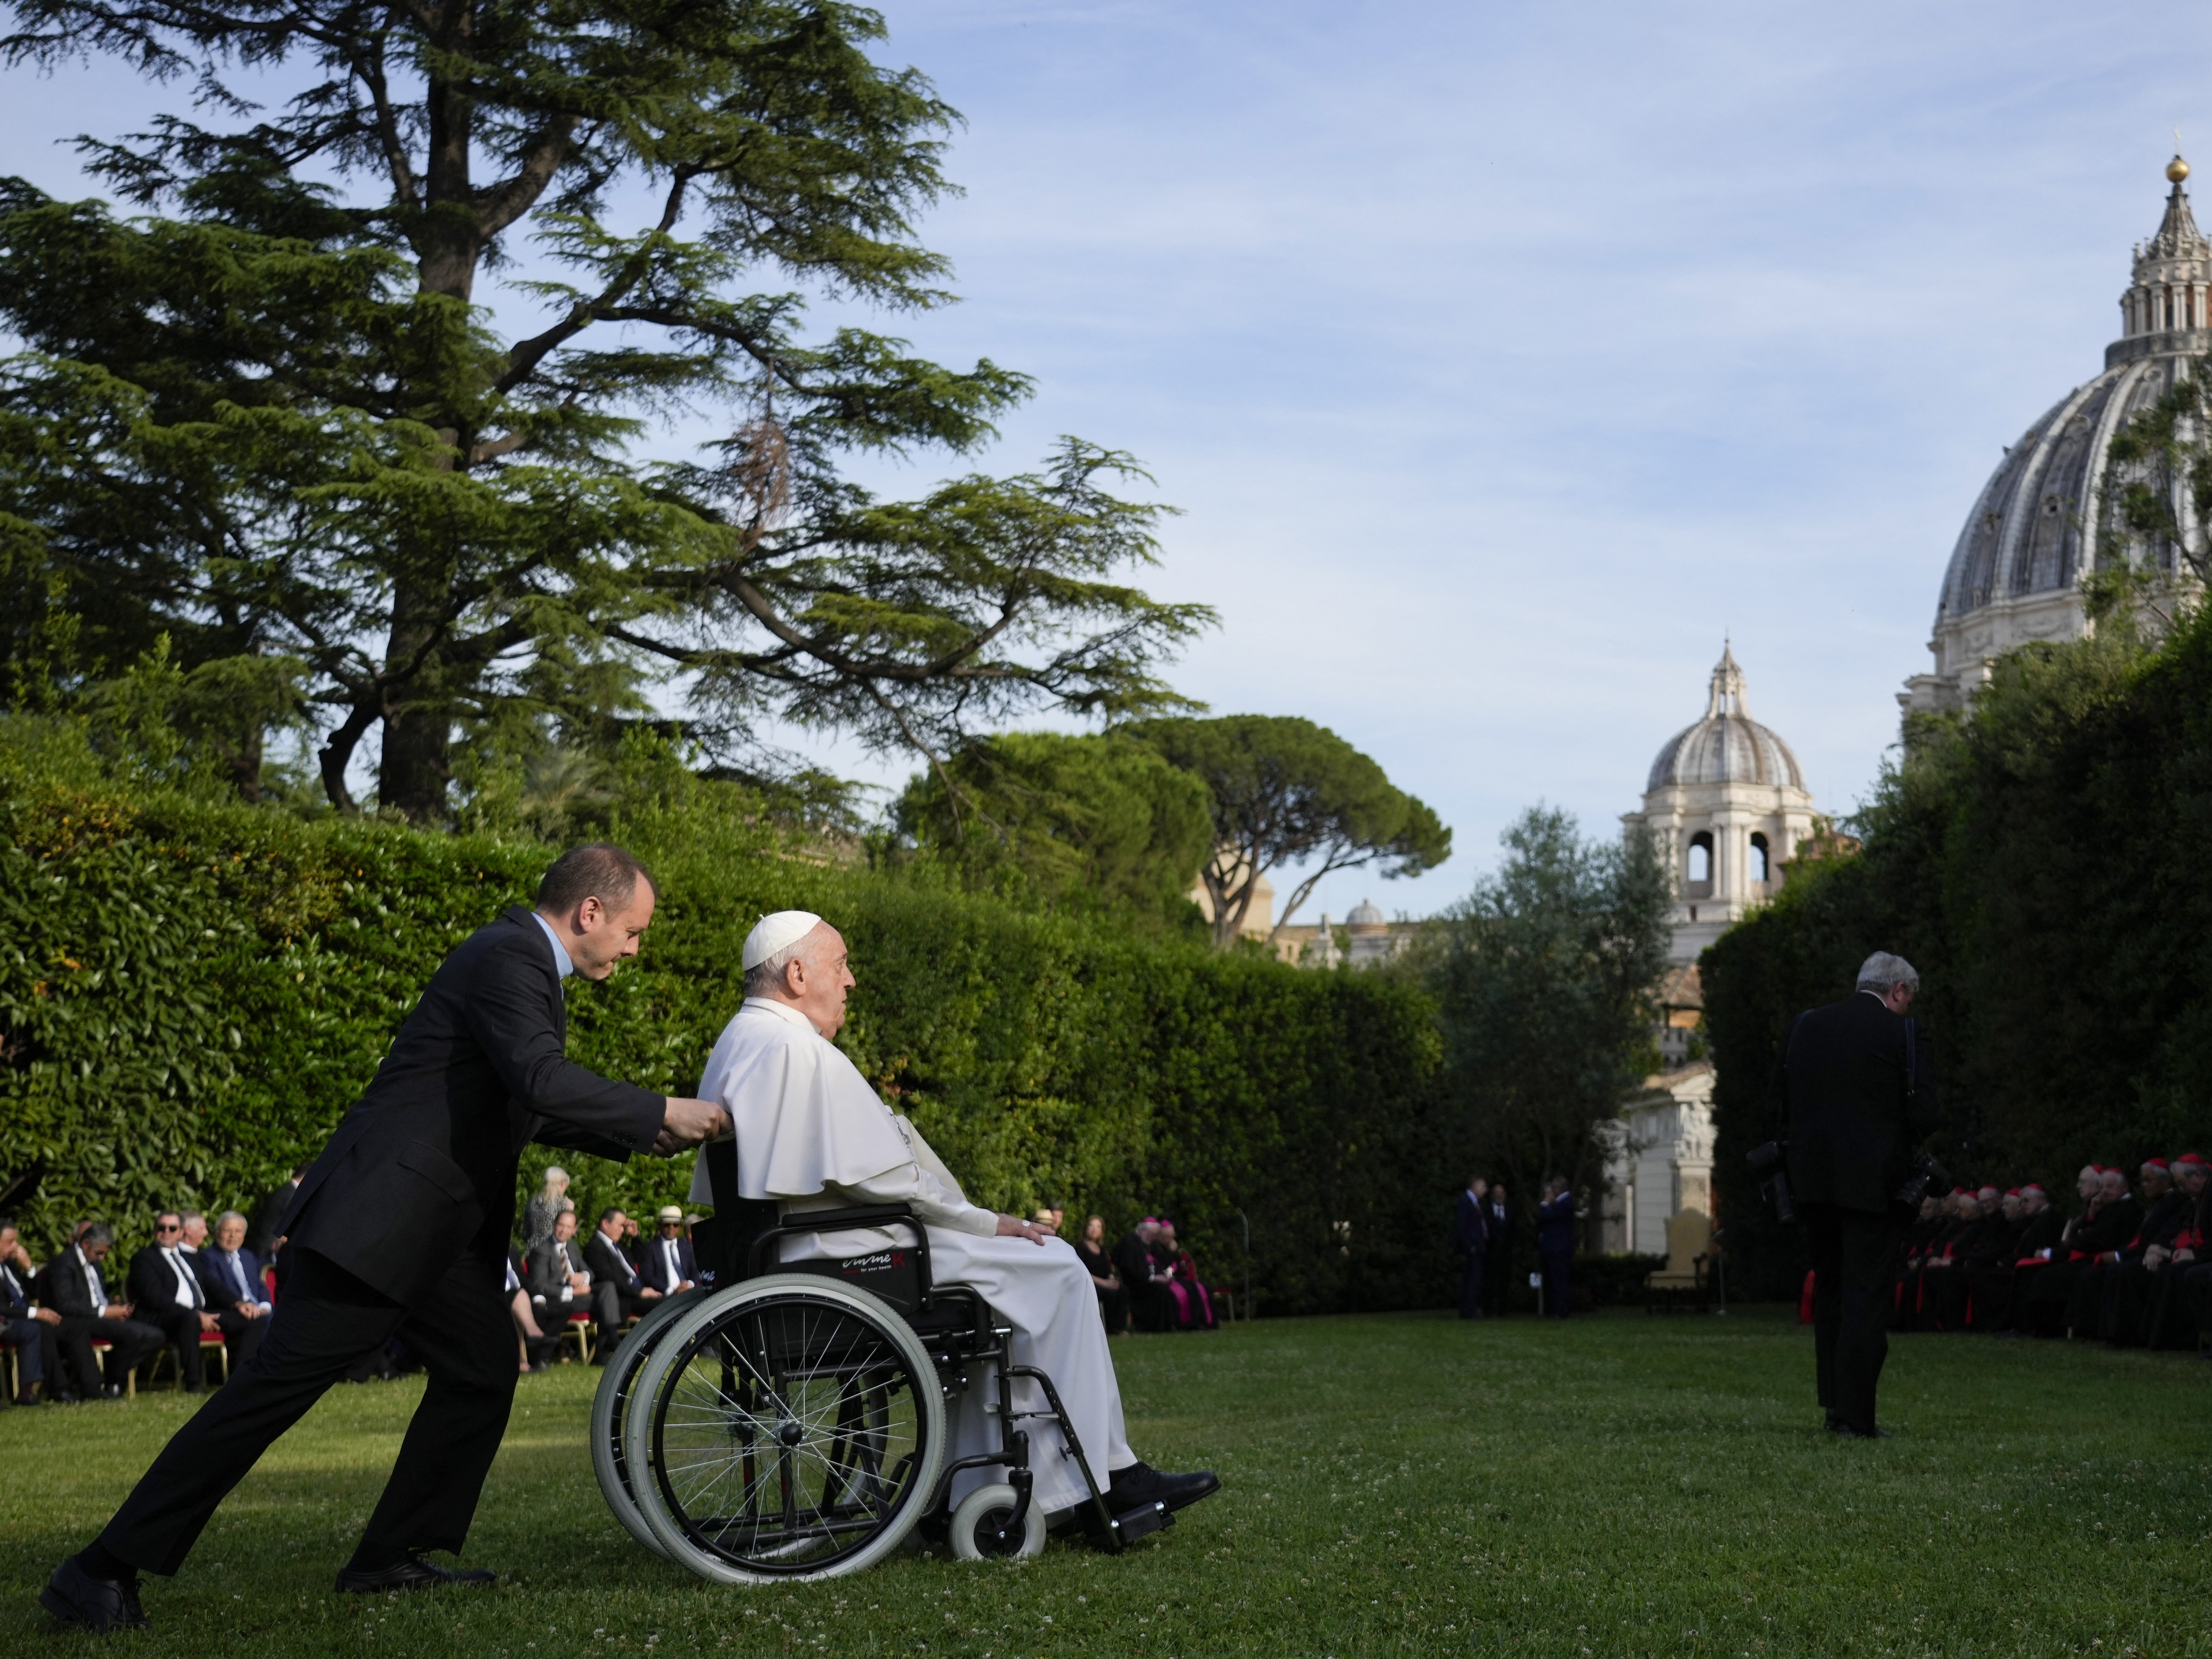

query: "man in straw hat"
left=640, top=1205, right=699, bottom=1297
left=691, top=910, right=1219, bottom=1525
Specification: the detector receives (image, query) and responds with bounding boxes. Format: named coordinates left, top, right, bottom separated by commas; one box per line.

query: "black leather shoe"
left=40, top=1554, right=149, bottom=1631
left=1105, top=1460, right=1221, bottom=1514
left=98, top=1385, right=125, bottom=1400
left=335, top=1555, right=497, bottom=1594
left=1828, top=1422, right=1893, bottom=1439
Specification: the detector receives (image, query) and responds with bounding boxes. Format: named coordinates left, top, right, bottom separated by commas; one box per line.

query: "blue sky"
left=6, top=1, right=2210, bottom=925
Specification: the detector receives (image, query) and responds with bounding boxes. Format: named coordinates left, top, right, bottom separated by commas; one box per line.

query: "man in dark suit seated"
left=127, top=1212, right=223, bottom=1393
left=638, top=1206, right=699, bottom=1298
left=582, top=1207, right=659, bottom=1357
left=44, top=842, right=730, bottom=1632
left=1, top=1214, right=62, bottom=1405
left=41, top=1224, right=163, bottom=1402
left=1780, top=951, right=1940, bottom=1439
left=525, top=1209, right=593, bottom=1335
left=1453, top=1177, right=1488, bottom=1319
left=191, top=1211, right=271, bottom=1375
left=1114, top=1219, right=1171, bottom=1331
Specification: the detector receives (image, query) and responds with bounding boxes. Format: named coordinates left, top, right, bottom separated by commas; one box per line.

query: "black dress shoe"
left=1828, top=1422, right=1893, bottom=1439
left=1105, top=1460, right=1221, bottom=1514
left=40, top=1554, right=149, bottom=1631
left=335, top=1555, right=497, bottom=1594
left=97, top=1385, right=124, bottom=1400
left=14, top=1389, right=44, bottom=1407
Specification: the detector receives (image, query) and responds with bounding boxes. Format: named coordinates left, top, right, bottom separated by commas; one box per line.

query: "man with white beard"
left=690, top=910, right=1218, bottom=1525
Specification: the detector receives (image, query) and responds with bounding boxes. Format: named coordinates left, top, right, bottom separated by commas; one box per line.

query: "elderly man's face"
left=84, top=1237, right=111, bottom=1263
left=216, top=1216, right=246, bottom=1252
left=780, top=923, right=857, bottom=1039
left=2100, top=1171, right=2128, bottom=1203
left=2077, top=1167, right=2101, bottom=1202
left=659, top=1220, right=681, bottom=1237
left=2023, top=1189, right=2048, bottom=1215
left=2184, top=1164, right=2209, bottom=1197
left=1919, top=1197, right=1939, bottom=1221
left=2142, top=1166, right=2172, bottom=1200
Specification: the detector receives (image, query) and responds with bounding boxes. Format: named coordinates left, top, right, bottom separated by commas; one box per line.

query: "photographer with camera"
left=1774, top=951, right=1940, bottom=1439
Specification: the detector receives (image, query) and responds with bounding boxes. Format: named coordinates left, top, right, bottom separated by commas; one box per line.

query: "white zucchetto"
left=742, top=909, right=823, bottom=970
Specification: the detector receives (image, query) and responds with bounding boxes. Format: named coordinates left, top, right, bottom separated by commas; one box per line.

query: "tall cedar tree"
left=1122, top=714, right=1450, bottom=949
left=1425, top=807, right=1670, bottom=1234
left=0, top=0, right=1210, bottom=815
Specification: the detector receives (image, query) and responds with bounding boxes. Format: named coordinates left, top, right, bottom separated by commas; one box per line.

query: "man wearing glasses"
left=126, top=1213, right=222, bottom=1394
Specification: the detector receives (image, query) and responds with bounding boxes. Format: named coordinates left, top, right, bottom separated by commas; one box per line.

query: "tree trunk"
left=377, top=576, right=454, bottom=822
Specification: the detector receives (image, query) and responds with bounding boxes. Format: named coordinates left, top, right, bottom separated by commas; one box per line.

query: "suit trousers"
left=4, top=1315, right=55, bottom=1388
left=1457, top=1250, right=1486, bottom=1319
left=1480, top=1248, right=1510, bottom=1317
left=97, top=1245, right=517, bottom=1577
left=591, top=1280, right=648, bottom=1351
left=55, top=1315, right=163, bottom=1397
left=1539, top=1250, right=1571, bottom=1319
left=1804, top=1201, right=1906, bottom=1433
left=141, top=1304, right=209, bottom=1389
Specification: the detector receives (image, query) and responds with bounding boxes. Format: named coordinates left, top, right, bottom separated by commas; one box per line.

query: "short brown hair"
left=535, top=842, right=653, bottom=916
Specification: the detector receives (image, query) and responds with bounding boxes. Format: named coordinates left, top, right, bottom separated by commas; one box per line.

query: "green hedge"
left=1703, top=610, right=2212, bottom=1298
left=0, top=725, right=1452, bottom=1315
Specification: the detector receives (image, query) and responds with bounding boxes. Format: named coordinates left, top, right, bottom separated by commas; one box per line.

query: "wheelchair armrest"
left=744, top=1205, right=932, bottom=1286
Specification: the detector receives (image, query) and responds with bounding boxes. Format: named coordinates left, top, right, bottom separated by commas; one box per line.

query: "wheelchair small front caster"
left=948, top=1484, right=1047, bottom=1562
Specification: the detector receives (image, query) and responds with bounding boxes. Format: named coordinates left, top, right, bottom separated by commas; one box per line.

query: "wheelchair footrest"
left=1106, top=1499, right=1174, bottom=1547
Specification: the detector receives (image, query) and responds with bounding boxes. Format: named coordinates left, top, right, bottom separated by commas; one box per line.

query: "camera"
left=1747, top=1139, right=1795, bottom=1224
left=1893, top=1152, right=1955, bottom=1209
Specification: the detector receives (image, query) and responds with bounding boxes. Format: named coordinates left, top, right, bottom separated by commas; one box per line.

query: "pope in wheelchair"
left=591, top=910, right=1217, bottom=1583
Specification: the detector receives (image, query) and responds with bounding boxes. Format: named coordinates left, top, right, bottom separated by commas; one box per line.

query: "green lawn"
left=6, top=1307, right=2210, bottom=1657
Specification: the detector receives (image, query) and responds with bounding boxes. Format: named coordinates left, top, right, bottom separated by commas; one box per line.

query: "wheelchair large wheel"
left=590, top=1289, right=705, bottom=1560
left=624, top=1274, right=947, bottom=1583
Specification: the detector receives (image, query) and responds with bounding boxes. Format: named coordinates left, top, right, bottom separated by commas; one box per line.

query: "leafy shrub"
left=0, top=718, right=1453, bottom=1314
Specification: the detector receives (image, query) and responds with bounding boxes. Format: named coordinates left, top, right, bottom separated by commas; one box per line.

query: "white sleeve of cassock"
left=831, top=1161, right=999, bottom=1237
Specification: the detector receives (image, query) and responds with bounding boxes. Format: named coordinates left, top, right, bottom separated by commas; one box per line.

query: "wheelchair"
left=592, top=1143, right=1174, bottom=1583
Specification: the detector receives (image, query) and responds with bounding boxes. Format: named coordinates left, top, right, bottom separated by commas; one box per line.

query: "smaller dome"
left=1346, top=899, right=1386, bottom=930
left=1646, top=647, right=1807, bottom=793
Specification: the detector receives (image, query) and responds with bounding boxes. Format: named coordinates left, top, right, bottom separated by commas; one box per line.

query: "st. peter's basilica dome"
left=1904, top=156, right=2209, bottom=713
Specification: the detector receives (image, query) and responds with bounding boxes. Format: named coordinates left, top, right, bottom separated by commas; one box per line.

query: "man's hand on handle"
left=657, top=1096, right=731, bottom=1156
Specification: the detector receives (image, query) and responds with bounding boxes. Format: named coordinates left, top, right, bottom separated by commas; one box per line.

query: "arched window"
left=1686, top=832, right=1713, bottom=891
left=1749, top=832, right=1771, bottom=884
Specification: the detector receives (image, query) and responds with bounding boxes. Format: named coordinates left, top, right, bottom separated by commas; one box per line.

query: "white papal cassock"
left=689, top=997, right=1135, bottom=1514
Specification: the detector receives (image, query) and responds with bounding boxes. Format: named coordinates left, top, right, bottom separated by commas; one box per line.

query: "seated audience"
left=0, top=1216, right=61, bottom=1405
left=526, top=1210, right=594, bottom=1343
left=125, top=1211, right=221, bottom=1392
left=1116, top=1218, right=1172, bottom=1332
left=584, top=1207, right=658, bottom=1358
left=2018, top=1166, right=2121, bottom=1337
left=1154, top=1220, right=1218, bottom=1331
left=638, top=1206, right=699, bottom=1297
left=41, top=1224, right=161, bottom=1400
left=1076, top=1215, right=1126, bottom=1333
left=2085, top=1158, right=2186, bottom=1345
left=1965, top=1188, right=2029, bottom=1333
left=190, top=1210, right=271, bottom=1375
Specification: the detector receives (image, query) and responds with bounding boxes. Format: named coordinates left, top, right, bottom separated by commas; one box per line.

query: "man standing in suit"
left=583, top=1207, right=658, bottom=1356
left=41, top=1225, right=163, bottom=1402
left=1535, top=1179, right=1575, bottom=1319
left=1480, top=1185, right=1512, bottom=1317
left=126, top=1212, right=222, bottom=1393
left=191, top=1212, right=271, bottom=1374
left=1453, top=1177, right=1488, bottom=1319
left=639, top=1206, right=699, bottom=1297
left=43, top=843, right=731, bottom=1633
left=1781, top=951, right=1940, bottom=1439
left=1, top=1215, right=61, bottom=1405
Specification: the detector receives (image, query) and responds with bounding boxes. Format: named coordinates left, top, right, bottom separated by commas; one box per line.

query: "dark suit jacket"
left=0, top=1258, right=33, bottom=1318
left=127, top=1245, right=205, bottom=1317
left=583, top=1229, right=642, bottom=1293
left=1535, top=1194, right=1576, bottom=1256
left=247, top=1179, right=299, bottom=1257
left=283, top=906, right=665, bottom=1303
left=1483, top=1199, right=1510, bottom=1252
left=1453, top=1191, right=1487, bottom=1255
left=193, top=1245, right=266, bottom=1309
left=39, top=1247, right=116, bottom=1319
left=638, top=1235, right=699, bottom=1294
left=1782, top=992, right=1941, bottom=1213
left=525, top=1237, right=587, bottom=1308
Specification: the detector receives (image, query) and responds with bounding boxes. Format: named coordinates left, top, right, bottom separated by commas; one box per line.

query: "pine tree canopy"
left=0, top=0, right=1212, bottom=816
